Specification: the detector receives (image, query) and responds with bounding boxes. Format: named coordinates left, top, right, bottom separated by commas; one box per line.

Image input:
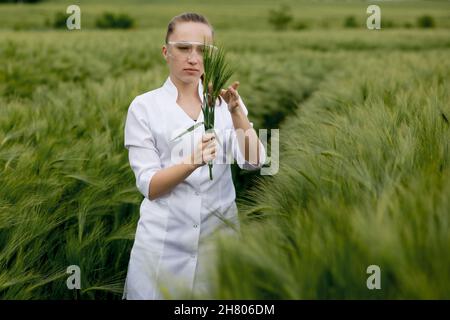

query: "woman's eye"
left=178, top=46, right=190, bottom=51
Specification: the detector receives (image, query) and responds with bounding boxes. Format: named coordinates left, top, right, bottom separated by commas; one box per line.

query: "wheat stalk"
left=202, top=41, right=234, bottom=179
left=170, top=41, right=233, bottom=180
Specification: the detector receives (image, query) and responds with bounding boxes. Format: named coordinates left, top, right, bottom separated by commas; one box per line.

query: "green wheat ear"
left=170, top=121, right=205, bottom=142
left=202, top=40, right=234, bottom=111
left=170, top=122, right=222, bottom=147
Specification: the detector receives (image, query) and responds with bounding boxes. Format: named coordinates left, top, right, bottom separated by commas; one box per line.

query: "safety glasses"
left=167, top=41, right=218, bottom=58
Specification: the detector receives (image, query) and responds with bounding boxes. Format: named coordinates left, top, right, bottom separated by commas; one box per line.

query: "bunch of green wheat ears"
left=171, top=41, right=234, bottom=180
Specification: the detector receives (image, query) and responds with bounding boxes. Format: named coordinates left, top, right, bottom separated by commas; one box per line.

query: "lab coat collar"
left=163, top=75, right=204, bottom=103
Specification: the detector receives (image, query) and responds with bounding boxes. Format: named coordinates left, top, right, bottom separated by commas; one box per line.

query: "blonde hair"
left=165, top=12, right=214, bottom=44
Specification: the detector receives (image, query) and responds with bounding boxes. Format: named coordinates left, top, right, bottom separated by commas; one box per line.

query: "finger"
left=204, top=142, right=216, bottom=151
left=232, top=81, right=240, bottom=90
left=202, top=140, right=216, bottom=150
left=228, top=85, right=238, bottom=95
left=208, top=150, right=217, bottom=158
left=203, top=150, right=216, bottom=161
left=202, top=133, right=215, bottom=142
left=221, top=90, right=231, bottom=101
left=207, top=136, right=216, bottom=143
left=205, top=141, right=217, bottom=150
left=230, top=86, right=239, bottom=95
left=204, top=154, right=214, bottom=162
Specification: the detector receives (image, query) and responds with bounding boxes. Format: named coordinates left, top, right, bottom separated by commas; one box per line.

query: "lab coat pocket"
left=138, top=197, right=171, bottom=253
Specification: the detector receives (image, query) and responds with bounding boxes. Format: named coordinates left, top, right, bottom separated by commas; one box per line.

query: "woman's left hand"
left=220, top=81, right=241, bottom=114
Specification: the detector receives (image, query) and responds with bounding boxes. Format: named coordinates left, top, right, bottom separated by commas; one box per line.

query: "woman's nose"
left=187, top=55, right=199, bottom=63
left=187, top=50, right=202, bottom=62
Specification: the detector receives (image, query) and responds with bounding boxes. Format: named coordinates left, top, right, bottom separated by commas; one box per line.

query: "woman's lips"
left=184, top=69, right=199, bottom=73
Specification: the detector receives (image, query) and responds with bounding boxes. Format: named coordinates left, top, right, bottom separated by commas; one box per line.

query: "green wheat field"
left=0, top=0, right=449, bottom=299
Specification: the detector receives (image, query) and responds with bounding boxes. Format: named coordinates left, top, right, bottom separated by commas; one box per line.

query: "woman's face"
left=162, top=22, right=213, bottom=86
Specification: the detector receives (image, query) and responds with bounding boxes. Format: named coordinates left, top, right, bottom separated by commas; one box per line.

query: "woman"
left=123, top=12, right=266, bottom=300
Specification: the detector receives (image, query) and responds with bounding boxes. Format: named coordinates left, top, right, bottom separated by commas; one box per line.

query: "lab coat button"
left=193, top=224, right=198, bottom=228
left=195, top=191, right=200, bottom=196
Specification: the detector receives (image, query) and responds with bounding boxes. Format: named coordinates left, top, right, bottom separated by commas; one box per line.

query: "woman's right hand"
left=186, top=132, right=217, bottom=169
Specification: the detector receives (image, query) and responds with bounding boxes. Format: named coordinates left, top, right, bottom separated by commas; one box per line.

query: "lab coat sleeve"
left=231, top=96, right=267, bottom=171
left=124, top=97, right=162, bottom=200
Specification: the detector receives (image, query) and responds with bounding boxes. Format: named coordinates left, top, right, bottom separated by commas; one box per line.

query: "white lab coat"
left=122, top=76, right=266, bottom=300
